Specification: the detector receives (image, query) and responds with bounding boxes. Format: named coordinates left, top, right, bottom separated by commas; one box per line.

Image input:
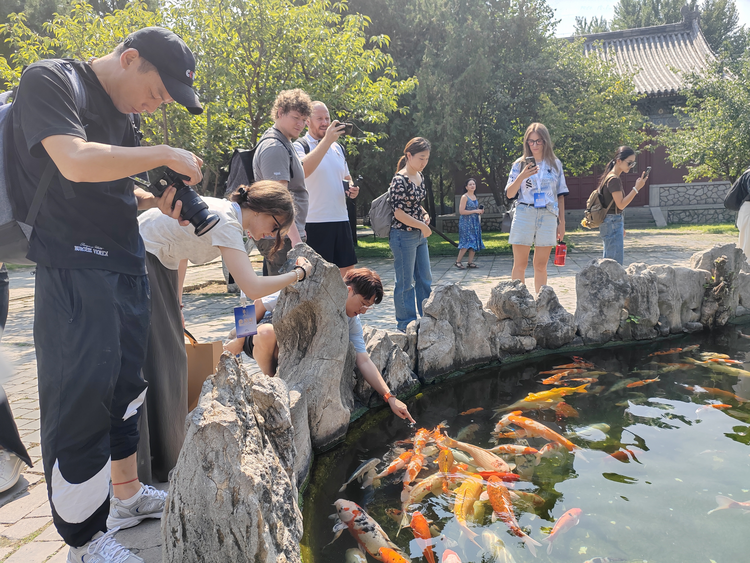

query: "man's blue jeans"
left=600, top=213, right=624, bottom=265
left=389, top=228, right=432, bottom=331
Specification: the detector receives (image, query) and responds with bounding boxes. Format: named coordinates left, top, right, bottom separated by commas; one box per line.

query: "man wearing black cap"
left=7, top=27, right=203, bottom=562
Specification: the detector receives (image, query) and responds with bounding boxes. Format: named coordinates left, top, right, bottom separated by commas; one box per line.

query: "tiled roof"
left=578, top=13, right=717, bottom=97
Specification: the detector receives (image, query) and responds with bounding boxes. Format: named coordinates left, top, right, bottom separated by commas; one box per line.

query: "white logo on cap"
left=186, top=69, right=195, bottom=80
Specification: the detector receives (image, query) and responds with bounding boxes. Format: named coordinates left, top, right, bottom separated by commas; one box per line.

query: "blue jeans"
left=599, top=214, right=624, bottom=265
left=389, top=228, right=432, bottom=331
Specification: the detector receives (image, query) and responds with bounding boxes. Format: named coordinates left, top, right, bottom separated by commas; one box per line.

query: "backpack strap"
left=297, top=136, right=310, bottom=155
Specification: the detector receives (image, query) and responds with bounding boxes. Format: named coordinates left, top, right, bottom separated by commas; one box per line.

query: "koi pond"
left=301, top=328, right=750, bottom=563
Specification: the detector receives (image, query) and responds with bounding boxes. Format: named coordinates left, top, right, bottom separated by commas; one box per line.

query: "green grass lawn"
left=355, top=232, right=575, bottom=258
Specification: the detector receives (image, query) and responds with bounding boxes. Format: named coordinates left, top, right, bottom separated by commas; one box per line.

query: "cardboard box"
left=185, top=330, right=224, bottom=411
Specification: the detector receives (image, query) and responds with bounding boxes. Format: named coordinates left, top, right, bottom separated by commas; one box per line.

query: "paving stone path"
left=0, top=229, right=731, bottom=562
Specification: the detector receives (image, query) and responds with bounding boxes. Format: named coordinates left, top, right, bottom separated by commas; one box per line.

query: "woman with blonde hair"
left=505, top=123, right=568, bottom=294
left=134, top=180, right=312, bottom=484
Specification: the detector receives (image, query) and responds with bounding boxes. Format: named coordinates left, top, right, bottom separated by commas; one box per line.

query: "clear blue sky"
left=547, top=0, right=750, bottom=36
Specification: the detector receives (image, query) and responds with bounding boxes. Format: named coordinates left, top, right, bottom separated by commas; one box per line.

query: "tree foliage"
left=573, top=16, right=610, bottom=35
left=612, top=0, right=698, bottom=30
left=0, top=0, right=416, bottom=194
left=658, top=61, right=750, bottom=182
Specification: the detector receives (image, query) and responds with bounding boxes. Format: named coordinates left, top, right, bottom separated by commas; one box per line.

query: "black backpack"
left=224, top=133, right=294, bottom=196
left=0, top=60, right=87, bottom=264
left=724, top=169, right=750, bottom=211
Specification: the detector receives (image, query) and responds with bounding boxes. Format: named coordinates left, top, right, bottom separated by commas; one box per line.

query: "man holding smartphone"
left=294, top=101, right=359, bottom=275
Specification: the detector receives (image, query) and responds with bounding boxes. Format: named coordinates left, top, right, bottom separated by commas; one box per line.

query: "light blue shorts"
left=508, top=204, right=557, bottom=247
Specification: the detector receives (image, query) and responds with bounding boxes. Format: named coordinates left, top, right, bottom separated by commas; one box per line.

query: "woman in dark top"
left=598, top=146, right=648, bottom=264
left=388, top=137, right=432, bottom=332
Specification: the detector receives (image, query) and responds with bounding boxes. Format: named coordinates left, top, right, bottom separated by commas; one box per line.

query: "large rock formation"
left=533, top=285, right=576, bottom=349
left=487, top=280, right=537, bottom=354
left=620, top=265, right=660, bottom=340
left=574, top=259, right=631, bottom=344
left=274, top=245, right=351, bottom=483
left=418, top=283, right=497, bottom=379
left=163, top=356, right=302, bottom=563
left=354, top=328, right=419, bottom=407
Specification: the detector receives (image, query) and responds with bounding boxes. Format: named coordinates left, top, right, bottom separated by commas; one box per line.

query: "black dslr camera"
left=148, top=168, right=219, bottom=237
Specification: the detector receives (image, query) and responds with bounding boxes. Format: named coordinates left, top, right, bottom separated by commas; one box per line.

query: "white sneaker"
left=0, top=448, right=23, bottom=493
left=106, top=484, right=167, bottom=530
left=66, top=528, right=143, bottom=563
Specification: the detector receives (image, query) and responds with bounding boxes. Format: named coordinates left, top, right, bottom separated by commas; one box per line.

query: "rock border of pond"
left=162, top=242, right=750, bottom=563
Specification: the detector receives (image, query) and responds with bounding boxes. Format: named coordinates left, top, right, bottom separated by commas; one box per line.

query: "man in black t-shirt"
left=8, top=27, right=203, bottom=562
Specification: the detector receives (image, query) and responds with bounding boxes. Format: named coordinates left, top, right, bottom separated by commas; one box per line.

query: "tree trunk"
left=161, top=106, right=169, bottom=145
left=424, top=173, right=437, bottom=225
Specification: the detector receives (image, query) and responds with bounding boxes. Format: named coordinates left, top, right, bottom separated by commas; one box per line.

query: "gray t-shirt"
left=253, top=126, right=308, bottom=238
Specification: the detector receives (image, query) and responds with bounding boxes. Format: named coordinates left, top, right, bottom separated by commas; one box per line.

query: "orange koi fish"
left=398, top=473, right=444, bottom=532
left=499, top=412, right=578, bottom=452
left=696, top=403, right=732, bottom=412
left=626, top=377, right=660, bottom=388
left=566, top=377, right=600, bottom=384
left=442, top=550, right=463, bottom=563
left=648, top=348, right=684, bottom=356
left=332, top=499, right=403, bottom=561
left=684, top=385, right=748, bottom=403
left=707, top=495, right=750, bottom=514
left=413, top=428, right=432, bottom=455
left=438, top=436, right=511, bottom=472
left=460, top=407, right=484, bottom=416
left=409, top=511, right=436, bottom=563
left=486, top=475, right=541, bottom=556
left=488, top=444, right=540, bottom=456
left=476, top=471, right=520, bottom=482
left=571, top=356, right=597, bottom=368
left=608, top=448, right=640, bottom=463
left=452, top=474, right=484, bottom=546
left=376, top=451, right=414, bottom=479
left=378, top=547, right=411, bottom=563
left=524, top=384, right=589, bottom=403
left=403, top=453, right=424, bottom=485
left=707, top=358, right=743, bottom=365
left=554, top=401, right=580, bottom=418
left=543, top=507, right=582, bottom=554
left=541, top=369, right=585, bottom=384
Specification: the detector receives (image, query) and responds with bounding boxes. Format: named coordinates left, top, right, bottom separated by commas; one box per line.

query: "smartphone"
left=525, top=156, right=536, bottom=167
left=342, top=122, right=355, bottom=136
left=479, top=204, right=484, bottom=210
left=644, top=166, right=651, bottom=178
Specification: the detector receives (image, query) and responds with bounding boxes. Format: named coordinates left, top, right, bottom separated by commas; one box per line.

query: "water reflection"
left=303, top=328, right=750, bottom=562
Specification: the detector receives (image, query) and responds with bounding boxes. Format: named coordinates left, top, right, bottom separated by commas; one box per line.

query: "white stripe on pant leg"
left=122, top=387, right=147, bottom=421
left=51, top=457, right=111, bottom=524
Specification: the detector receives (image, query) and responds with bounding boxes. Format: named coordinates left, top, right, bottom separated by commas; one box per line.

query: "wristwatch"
left=383, top=392, right=394, bottom=403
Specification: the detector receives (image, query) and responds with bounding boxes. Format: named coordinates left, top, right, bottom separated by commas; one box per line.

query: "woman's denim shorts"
left=508, top=204, right=557, bottom=247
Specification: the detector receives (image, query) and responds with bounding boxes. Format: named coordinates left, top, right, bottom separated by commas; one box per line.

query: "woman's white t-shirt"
left=138, top=197, right=250, bottom=270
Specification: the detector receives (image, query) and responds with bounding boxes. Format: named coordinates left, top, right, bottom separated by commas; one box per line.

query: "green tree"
left=658, top=61, right=750, bottom=182
left=573, top=16, right=610, bottom=35
left=611, top=0, right=698, bottom=30
left=0, top=0, right=416, bottom=194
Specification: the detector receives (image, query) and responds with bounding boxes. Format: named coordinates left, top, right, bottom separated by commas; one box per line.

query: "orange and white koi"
left=498, top=412, right=578, bottom=452
left=438, top=435, right=511, bottom=472
left=332, top=499, right=403, bottom=561
left=452, top=474, right=484, bottom=546
left=488, top=444, right=540, bottom=456
left=524, top=384, right=589, bottom=403
left=543, top=507, right=582, bottom=554
left=460, top=407, right=484, bottom=416
left=403, top=453, right=425, bottom=485
left=409, top=511, right=435, bottom=563
left=626, top=377, right=660, bottom=388
left=541, top=369, right=586, bottom=384
left=485, top=475, right=541, bottom=556
left=554, top=401, right=580, bottom=418
left=378, top=547, right=411, bottom=563
left=707, top=358, right=743, bottom=365
left=684, top=385, right=748, bottom=403
left=707, top=495, right=750, bottom=514
left=376, top=451, right=414, bottom=479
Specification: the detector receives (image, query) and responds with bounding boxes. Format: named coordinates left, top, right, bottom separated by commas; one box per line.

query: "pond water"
left=301, top=328, right=750, bottom=563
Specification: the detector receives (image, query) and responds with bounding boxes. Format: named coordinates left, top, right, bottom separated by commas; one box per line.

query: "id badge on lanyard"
left=234, top=291, right=257, bottom=338
left=534, top=191, right=546, bottom=208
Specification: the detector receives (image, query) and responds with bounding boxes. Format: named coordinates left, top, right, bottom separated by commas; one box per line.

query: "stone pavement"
left=0, top=228, right=732, bottom=562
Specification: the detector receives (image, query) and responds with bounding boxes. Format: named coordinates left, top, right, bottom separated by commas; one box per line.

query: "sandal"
left=467, top=262, right=479, bottom=268
left=455, top=262, right=465, bottom=269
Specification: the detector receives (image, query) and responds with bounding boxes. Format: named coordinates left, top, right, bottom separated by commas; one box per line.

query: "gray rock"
left=487, top=280, right=537, bottom=336
left=533, top=285, right=576, bottom=349
left=699, top=255, right=738, bottom=328
left=643, top=265, right=708, bottom=333
left=690, top=243, right=746, bottom=274
left=674, top=266, right=710, bottom=326
left=405, top=320, right=419, bottom=373
left=574, top=259, right=631, bottom=344
left=684, top=321, right=704, bottom=333
left=623, top=265, right=660, bottom=340
left=274, top=245, right=350, bottom=474
left=418, top=284, right=495, bottom=379
left=736, top=272, right=750, bottom=309
left=355, top=328, right=418, bottom=406
left=163, top=356, right=302, bottom=563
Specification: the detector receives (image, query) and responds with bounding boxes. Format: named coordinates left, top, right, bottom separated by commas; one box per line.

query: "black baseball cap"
left=123, top=27, right=203, bottom=115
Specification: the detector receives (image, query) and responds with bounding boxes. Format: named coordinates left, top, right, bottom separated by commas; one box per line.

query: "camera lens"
left=174, top=186, right=220, bottom=237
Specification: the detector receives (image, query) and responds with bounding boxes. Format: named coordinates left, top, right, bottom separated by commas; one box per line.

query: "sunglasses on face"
left=271, top=215, right=282, bottom=233
left=627, top=160, right=637, bottom=169
left=528, top=139, right=544, bottom=146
